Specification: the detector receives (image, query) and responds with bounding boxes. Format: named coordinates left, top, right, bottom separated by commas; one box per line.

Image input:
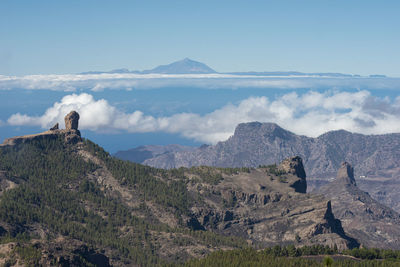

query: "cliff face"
left=278, top=156, right=307, bottom=193
left=143, top=122, right=312, bottom=169
left=317, top=162, right=400, bottom=249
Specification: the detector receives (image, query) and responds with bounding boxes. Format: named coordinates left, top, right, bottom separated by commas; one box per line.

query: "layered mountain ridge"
left=121, top=122, right=400, bottom=212
left=139, top=122, right=400, bottom=179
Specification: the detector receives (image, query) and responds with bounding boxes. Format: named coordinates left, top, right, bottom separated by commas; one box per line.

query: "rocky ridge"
left=185, top=161, right=359, bottom=249
left=317, top=162, right=400, bottom=249
left=129, top=122, right=400, bottom=212
left=141, top=122, right=400, bottom=180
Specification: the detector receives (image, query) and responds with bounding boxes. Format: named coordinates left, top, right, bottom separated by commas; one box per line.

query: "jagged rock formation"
left=278, top=156, right=307, bottom=193
left=50, top=123, right=59, bottom=131
left=336, top=162, right=357, bottom=186
left=124, top=122, right=400, bottom=212
left=184, top=160, right=358, bottom=249
left=64, top=110, right=80, bottom=130
left=1, top=111, right=82, bottom=147
left=88, top=149, right=358, bottom=249
left=317, top=162, right=400, bottom=249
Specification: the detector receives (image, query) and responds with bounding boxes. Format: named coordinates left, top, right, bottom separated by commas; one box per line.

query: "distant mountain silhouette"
left=80, top=59, right=383, bottom=77
left=80, top=58, right=216, bottom=75
left=142, top=58, right=217, bottom=74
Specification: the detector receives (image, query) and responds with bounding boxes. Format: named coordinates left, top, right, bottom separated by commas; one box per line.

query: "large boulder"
left=65, top=111, right=80, bottom=130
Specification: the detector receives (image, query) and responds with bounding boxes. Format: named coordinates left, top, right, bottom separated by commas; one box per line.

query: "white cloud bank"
left=1, top=73, right=400, bottom=91
left=7, top=91, right=400, bottom=144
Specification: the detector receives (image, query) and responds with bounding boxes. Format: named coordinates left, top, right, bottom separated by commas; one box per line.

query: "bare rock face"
left=278, top=156, right=307, bottom=193
left=65, top=111, right=80, bottom=130
left=278, top=156, right=306, bottom=179
left=63, top=111, right=81, bottom=144
left=337, top=162, right=356, bottom=186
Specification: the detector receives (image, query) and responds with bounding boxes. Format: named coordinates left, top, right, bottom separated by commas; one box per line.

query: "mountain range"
left=0, top=111, right=368, bottom=265
left=81, top=58, right=385, bottom=77
left=115, top=122, right=400, bottom=213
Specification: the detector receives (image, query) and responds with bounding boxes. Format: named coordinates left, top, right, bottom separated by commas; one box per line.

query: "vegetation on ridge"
left=1, top=136, right=400, bottom=266
left=0, top=137, right=245, bottom=265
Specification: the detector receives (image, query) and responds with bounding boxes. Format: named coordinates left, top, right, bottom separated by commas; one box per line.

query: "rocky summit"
left=1, top=111, right=82, bottom=147
left=64, top=110, right=80, bottom=130
left=317, top=162, right=400, bottom=249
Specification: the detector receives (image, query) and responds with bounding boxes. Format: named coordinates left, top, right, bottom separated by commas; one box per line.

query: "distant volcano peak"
left=143, top=58, right=217, bottom=74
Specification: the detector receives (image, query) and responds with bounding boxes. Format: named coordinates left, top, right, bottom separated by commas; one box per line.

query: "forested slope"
left=0, top=130, right=364, bottom=266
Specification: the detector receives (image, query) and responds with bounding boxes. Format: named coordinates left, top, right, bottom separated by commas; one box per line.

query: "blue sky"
left=1, top=0, right=400, bottom=76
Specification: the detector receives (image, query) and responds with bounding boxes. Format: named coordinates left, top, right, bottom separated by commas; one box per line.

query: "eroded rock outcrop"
left=1, top=111, right=82, bottom=146
left=65, top=111, right=80, bottom=130
left=336, top=162, right=356, bottom=186
left=50, top=123, right=59, bottom=131
left=185, top=157, right=358, bottom=249
left=318, top=162, right=400, bottom=249
left=278, top=156, right=307, bottom=193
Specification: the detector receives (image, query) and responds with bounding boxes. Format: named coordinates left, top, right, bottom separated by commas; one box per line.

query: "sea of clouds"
left=7, top=91, right=400, bottom=144
left=1, top=73, right=400, bottom=91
